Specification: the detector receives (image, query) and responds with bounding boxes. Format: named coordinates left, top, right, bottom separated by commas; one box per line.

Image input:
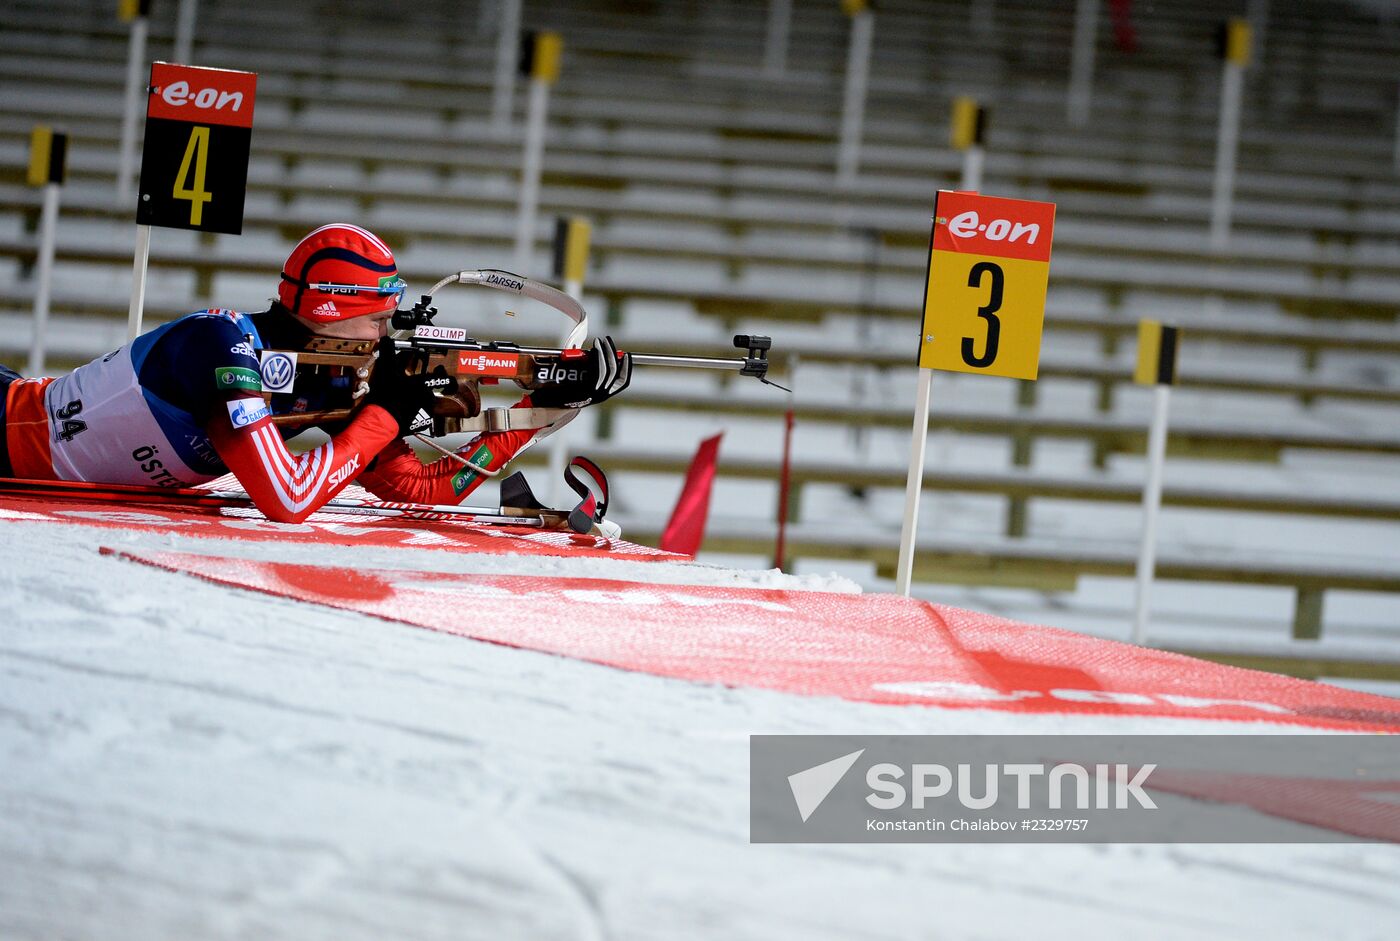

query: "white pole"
left=491, top=0, right=522, bottom=136
left=894, top=367, right=934, bottom=596
left=117, top=14, right=148, bottom=206
left=1131, top=383, right=1171, bottom=645
left=836, top=9, right=874, bottom=187
left=127, top=224, right=152, bottom=341
left=1066, top=0, right=1099, bottom=127
left=513, top=77, right=550, bottom=275
left=27, top=183, right=61, bottom=376
left=960, top=144, right=984, bottom=193
left=174, top=0, right=198, bottom=64
left=1209, top=58, right=1245, bottom=251
left=764, top=0, right=792, bottom=77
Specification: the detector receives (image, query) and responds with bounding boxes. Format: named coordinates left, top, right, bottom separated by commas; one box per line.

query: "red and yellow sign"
left=918, top=191, right=1056, bottom=380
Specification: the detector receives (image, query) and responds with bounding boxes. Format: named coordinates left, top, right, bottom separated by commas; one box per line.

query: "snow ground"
left=2, top=519, right=1399, bottom=941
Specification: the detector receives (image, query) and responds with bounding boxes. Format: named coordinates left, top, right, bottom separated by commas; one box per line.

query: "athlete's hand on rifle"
left=531, top=335, right=632, bottom=409
left=366, top=339, right=440, bottom=436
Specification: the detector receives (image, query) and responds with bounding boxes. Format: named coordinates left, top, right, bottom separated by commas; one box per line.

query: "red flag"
left=660, top=433, right=723, bottom=556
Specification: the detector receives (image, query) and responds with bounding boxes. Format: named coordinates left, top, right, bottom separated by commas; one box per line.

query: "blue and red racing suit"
left=0, top=309, right=546, bottom=523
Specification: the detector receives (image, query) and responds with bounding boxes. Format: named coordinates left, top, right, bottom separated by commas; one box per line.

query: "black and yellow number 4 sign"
left=136, top=62, right=256, bottom=235
left=137, top=119, right=250, bottom=234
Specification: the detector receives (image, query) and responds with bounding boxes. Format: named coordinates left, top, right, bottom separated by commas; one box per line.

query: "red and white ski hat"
left=277, top=223, right=406, bottom=323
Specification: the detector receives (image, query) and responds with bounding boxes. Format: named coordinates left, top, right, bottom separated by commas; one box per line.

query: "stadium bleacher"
left=2, top=0, right=1399, bottom=673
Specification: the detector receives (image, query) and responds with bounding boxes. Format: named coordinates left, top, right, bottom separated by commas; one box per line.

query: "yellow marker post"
left=895, top=191, right=1057, bottom=595
left=513, top=31, right=563, bottom=274
left=1211, top=18, right=1252, bottom=249
left=1222, top=18, right=1253, bottom=66
left=552, top=216, right=591, bottom=299
left=950, top=96, right=987, bottom=191
left=949, top=97, right=980, bottom=151
left=27, top=126, right=68, bottom=375
left=1133, top=320, right=1179, bottom=387
left=526, top=31, right=563, bottom=83
left=1131, top=320, right=1179, bottom=645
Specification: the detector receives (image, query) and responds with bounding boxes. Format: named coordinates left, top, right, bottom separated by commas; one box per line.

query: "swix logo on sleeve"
left=226, top=397, right=271, bottom=429
left=327, top=455, right=361, bottom=489
left=458, top=352, right=520, bottom=377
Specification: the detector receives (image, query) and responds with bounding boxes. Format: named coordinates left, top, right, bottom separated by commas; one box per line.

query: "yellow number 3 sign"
left=918, top=191, right=1056, bottom=380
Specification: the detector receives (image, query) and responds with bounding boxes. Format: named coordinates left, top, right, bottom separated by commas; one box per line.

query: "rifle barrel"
left=512, top=345, right=747, bottom=371
left=629, top=352, right=749, bottom=371
left=402, top=333, right=760, bottom=375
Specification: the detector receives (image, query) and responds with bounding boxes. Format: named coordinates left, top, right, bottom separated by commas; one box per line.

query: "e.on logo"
left=146, top=63, right=257, bottom=129
left=946, top=210, right=1040, bottom=245
left=931, top=191, right=1056, bottom=264
left=161, top=80, right=245, bottom=113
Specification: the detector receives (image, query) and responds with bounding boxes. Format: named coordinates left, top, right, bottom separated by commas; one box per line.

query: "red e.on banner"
left=931, top=190, right=1056, bottom=263
left=146, top=63, right=257, bottom=127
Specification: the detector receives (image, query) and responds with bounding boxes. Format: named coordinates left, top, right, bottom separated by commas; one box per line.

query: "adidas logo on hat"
left=310, top=300, right=340, bottom=319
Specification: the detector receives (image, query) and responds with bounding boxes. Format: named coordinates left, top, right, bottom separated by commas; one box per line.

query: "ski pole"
left=0, top=477, right=569, bottom=529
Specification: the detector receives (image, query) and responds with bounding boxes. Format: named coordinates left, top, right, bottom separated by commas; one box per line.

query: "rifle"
left=258, top=268, right=781, bottom=436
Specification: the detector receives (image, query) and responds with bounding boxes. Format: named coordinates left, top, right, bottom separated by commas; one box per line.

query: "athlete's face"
left=297, top=306, right=396, bottom=341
